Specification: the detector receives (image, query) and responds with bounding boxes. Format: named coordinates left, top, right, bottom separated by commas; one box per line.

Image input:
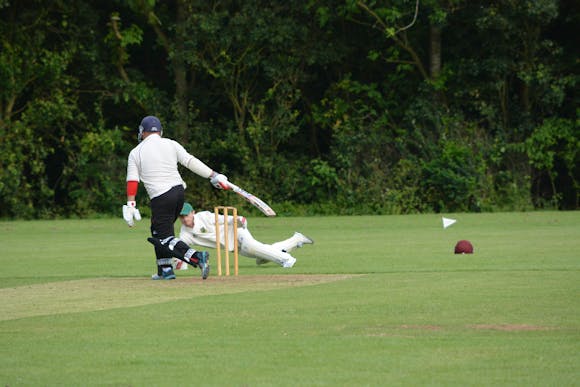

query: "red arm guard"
left=127, top=180, right=139, bottom=197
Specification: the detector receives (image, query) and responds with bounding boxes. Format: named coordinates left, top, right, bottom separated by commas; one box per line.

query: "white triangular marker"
left=442, top=217, right=457, bottom=229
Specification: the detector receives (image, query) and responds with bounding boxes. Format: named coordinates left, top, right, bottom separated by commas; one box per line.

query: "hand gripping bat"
left=226, top=182, right=276, bottom=217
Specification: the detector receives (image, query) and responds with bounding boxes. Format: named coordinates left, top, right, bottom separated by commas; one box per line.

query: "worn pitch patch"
left=1, top=274, right=359, bottom=321
left=362, top=323, right=557, bottom=337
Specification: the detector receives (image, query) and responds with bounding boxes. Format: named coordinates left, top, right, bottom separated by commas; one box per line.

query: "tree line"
left=1, top=0, right=578, bottom=218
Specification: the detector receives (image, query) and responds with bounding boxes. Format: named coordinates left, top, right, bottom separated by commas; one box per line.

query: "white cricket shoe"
left=294, top=232, right=314, bottom=248
left=282, top=257, right=296, bottom=268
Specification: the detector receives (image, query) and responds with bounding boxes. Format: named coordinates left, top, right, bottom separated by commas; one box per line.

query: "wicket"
left=214, top=206, right=239, bottom=276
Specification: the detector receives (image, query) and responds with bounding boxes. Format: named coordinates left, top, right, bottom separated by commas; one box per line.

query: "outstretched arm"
left=185, top=155, right=229, bottom=190
left=180, top=149, right=229, bottom=190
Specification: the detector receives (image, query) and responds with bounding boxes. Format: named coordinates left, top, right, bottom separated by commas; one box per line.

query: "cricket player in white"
left=123, top=115, right=230, bottom=280
left=176, top=202, right=313, bottom=269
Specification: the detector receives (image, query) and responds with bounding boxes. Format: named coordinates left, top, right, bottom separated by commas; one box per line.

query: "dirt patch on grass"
left=468, top=324, right=555, bottom=331
left=397, top=324, right=553, bottom=332
left=364, top=323, right=557, bottom=337
left=1, top=274, right=360, bottom=321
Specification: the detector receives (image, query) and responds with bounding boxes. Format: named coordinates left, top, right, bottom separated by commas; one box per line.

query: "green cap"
left=180, top=202, right=194, bottom=216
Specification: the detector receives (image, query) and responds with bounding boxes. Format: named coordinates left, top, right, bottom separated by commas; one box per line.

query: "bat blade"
left=227, top=182, right=276, bottom=217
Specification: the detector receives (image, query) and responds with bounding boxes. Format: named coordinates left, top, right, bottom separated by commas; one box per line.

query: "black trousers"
left=150, top=185, right=185, bottom=259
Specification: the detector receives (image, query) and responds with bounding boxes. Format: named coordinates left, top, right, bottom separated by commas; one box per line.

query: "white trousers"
left=238, top=228, right=302, bottom=266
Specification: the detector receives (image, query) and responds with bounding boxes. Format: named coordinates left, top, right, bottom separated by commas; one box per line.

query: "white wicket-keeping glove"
left=209, top=172, right=229, bottom=190
left=122, top=201, right=141, bottom=227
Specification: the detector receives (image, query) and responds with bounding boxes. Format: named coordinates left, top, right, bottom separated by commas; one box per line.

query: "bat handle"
left=226, top=182, right=239, bottom=192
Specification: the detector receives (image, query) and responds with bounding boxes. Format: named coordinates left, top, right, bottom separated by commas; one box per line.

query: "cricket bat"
left=226, top=182, right=276, bottom=217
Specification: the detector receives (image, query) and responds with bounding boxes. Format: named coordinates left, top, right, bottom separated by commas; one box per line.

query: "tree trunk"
left=429, top=24, right=441, bottom=79
left=173, top=0, right=189, bottom=142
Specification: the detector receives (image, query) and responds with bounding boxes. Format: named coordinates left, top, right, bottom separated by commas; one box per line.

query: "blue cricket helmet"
left=138, top=115, right=163, bottom=142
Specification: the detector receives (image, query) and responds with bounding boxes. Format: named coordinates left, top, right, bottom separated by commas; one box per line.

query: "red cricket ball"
left=454, top=240, right=474, bottom=254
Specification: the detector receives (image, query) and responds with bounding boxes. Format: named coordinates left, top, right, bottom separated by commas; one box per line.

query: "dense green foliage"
left=1, top=0, right=578, bottom=218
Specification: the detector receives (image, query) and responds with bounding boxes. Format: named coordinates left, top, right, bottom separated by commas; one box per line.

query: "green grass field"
left=1, top=211, right=579, bottom=386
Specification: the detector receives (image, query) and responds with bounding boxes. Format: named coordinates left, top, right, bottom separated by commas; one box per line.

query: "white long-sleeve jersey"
left=126, top=134, right=213, bottom=199
left=179, top=211, right=235, bottom=250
